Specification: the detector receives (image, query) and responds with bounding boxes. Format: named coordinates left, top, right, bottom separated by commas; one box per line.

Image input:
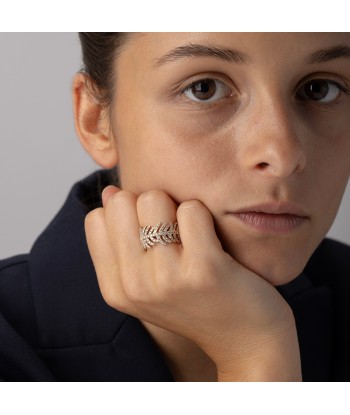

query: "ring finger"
left=137, top=190, right=182, bottom=266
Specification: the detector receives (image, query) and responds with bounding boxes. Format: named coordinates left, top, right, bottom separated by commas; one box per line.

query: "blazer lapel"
left=28, top=168, right=174, bottom=380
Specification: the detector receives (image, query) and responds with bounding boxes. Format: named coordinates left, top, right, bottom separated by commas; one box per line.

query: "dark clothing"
left=0, top=168, right=349, bottom=381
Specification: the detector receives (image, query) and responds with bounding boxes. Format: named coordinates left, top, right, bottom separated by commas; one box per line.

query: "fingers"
left=102, top=183, right=222, bottom=252
left=137, top=190, right=178, bottom=227
left=137, top=190, right=182, bottom=257
left=101, top=185, right=120, bottom=206
left=101, top=187, right=182, bottom=310
left=103, top=185, right=223, bottom=262
left=176, top=200, right=224, bottom=258
left=89, top=187, right=148, bottom=312
left=103, top=188, right=145, bottom=262
left=84, top=207, right=127, bottom=308
left=88, top=184, right=229, bottom=321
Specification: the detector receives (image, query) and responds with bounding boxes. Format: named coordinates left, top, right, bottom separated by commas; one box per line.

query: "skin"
left=73, top=33, right=350, bottom=381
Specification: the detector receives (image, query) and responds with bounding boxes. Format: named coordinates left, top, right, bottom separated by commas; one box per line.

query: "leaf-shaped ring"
left=139, top=221, right=182, bottom=250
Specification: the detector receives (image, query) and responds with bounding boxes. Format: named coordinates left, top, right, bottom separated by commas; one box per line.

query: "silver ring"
left=139, top=221, right=181, bottom=250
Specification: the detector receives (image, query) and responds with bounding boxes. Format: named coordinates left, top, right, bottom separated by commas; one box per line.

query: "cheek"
left=116, top=105, right=238, bottom=196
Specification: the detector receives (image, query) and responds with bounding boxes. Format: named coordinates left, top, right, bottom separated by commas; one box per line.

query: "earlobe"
left=72, top=73, right=118, bottom=169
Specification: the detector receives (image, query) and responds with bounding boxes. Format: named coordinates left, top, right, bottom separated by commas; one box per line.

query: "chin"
left=215, top=215, right=324, bottom=286
left=252, top=258, right=306, bottom=286
left=222, top=237, right=315, bottom=286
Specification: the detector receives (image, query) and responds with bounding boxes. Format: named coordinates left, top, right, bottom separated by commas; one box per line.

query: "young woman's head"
left=73, top=32, right=350, bottom=285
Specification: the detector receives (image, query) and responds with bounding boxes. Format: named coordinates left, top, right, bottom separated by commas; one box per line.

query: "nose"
left=239, top=96, right=307, bottom=178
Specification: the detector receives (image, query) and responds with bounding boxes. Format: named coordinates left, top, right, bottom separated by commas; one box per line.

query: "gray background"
left=1, top=32, right=350, bottom=260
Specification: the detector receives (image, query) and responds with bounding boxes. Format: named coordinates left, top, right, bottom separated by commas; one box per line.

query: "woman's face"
left=107, top=33, right=350, bottom=285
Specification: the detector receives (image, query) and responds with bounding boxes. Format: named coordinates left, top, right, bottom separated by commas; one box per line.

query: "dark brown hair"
left=78, top=33, right=132, bottom=110
left=77, top=33, right=134, bottom=192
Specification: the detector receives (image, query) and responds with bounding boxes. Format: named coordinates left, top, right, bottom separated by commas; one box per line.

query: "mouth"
left=226, top=202, right=309, bottom=233
left=228, top=212, right=308, bottom=233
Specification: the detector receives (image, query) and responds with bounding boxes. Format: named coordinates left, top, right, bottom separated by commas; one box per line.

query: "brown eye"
left=183, top=78, right=231, bottom=103
left=298, top=79, right=341, bottom=103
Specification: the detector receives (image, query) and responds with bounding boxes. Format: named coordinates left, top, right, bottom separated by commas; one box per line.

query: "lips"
left=229, top=202, right=308, bottom=218
left=227, top=202, right=309, bottom=233
left=229, top=212, right=307, bottom=233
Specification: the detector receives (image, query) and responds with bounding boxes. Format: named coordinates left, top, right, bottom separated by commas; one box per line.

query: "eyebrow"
left=151, top=43, right=350, bottom=69
left=152, top=43, right=251, bottom=69
left=306, top=44, right=350, bottom=64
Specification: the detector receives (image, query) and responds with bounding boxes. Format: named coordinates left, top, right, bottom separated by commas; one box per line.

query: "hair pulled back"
left=78, top=32, right=131, bottom=112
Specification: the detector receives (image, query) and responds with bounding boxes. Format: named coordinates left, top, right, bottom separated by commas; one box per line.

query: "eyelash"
left=180, top=77, right=230, bottom=107
left=302, top=79, right=350, bottom=109
left=179, top=77, right=350, bottom=109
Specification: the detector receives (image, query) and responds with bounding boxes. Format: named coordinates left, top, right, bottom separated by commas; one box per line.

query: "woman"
left=1, top=32, right=350, bottom=381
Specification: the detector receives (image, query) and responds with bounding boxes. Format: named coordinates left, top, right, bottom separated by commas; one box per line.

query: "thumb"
left=101, top=185, right=121, bottom=207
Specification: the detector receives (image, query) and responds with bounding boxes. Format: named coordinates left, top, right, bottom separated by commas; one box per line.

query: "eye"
left=182, top=78, right=232, bottom=103
left=297, top=79, right=350, bottom=104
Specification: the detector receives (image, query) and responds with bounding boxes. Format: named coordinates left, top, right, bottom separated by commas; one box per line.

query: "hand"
left=85, top=185, right=300, bottom=377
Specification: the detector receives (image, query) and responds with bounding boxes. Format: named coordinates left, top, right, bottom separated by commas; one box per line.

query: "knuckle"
left=108, top=189, right=137, bottom=208
left=94, top=264, right=117, bottom=306
left=98, top=278, right=118, bottom=309
left=138, top=190, right=169, bottom=205
left=97, top=269, right=130, bottom=312
left=101, top=288, right=116, bottom=309
left=102, top=289, right=129, bottom=314
left=85, top=207, right=102, bottom=221
left=123, top=277, right=145, bottom=303
left=84, top=208, right=103, bottom=229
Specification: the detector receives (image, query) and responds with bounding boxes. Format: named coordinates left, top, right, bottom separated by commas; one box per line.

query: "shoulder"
left=0, top=253, right=29, bottom=272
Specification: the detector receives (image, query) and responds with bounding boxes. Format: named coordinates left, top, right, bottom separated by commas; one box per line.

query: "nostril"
left=258, top=162, right=269, bottom=170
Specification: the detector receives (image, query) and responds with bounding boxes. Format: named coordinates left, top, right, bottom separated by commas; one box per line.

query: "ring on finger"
left=139, top=221, right=181, bottom=250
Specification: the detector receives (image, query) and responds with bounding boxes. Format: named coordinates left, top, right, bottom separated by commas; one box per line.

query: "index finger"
left=176, top=200, right=224, bottom=259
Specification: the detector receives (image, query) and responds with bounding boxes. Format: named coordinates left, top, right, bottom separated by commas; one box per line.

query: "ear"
left=72, top=73, right=118, bottom=169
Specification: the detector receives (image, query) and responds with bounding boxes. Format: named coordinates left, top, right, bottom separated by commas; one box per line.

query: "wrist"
left=216, top=324, right=302, bottom=382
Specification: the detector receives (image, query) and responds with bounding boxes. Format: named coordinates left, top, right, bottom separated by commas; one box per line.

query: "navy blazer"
left=1, top=168, right=350, bottom=381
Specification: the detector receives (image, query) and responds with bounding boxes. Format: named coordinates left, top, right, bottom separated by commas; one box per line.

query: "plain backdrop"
left=1, top=32, right=350, bottom=260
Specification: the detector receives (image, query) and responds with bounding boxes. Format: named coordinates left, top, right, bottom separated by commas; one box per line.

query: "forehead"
left=121, top=32, right=350, bottom=70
